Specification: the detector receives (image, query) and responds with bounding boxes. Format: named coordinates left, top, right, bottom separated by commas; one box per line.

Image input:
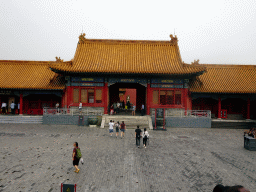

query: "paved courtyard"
left=0, top=124, right=255, bottom=192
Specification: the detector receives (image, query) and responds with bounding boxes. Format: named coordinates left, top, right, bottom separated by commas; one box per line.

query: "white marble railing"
left=43, top=108, right=103, bottom=116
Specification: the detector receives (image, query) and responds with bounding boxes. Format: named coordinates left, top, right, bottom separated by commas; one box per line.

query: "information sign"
left=61, top=183, right=76, bottom=192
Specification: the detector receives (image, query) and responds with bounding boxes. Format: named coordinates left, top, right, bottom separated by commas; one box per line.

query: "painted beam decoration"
left=71, top=77, right=104, bottom=87
left=151, top=79, right=188, bottom=88
left=108, top=78, right=147, bottom=87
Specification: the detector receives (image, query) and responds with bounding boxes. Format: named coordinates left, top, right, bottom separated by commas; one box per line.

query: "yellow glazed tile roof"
left=50, top=34, right=205, bottom=75
left=189, top=64, right=256, bottom=93
left=0, top=60, right=65, bottom=90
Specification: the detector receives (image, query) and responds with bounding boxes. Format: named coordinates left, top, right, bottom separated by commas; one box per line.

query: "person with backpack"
left=120, top=121, right=126, bottom=138
left=115, top=121, right=120, bottom=138
left=142, top=128, right=149, bottom=148
left=72, top=142, right=82, bottom=173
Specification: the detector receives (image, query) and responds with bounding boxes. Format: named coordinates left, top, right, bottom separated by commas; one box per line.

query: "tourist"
left=109, top=120, right=114, bottom=136
left=79, top=101, right=82, bottom=115
left=115, top=121, right=120, bottom=137
left=113, top=102, right=117, bottom=114
left=116, top=102, right=120, bottom=114
left=110, top=105, right=114, bottom=115
left=18, top=103, right=20, bottom=114
left=56, top=102, right=60, bottom=113
left=141, top=103, right=145, bottom=116
left=72, top=142, right=81, bottom=173
left=1, top=101, right=7, bottom=114
left=132, top=104, right=136, bottom=116
left=142, top=128, right=149, bottom=148
left=120, top=121, right=126, bottom=138
left=135, top=125, right=142, bottom=148
left=122, top=100, right=125, bottom=109
left=127, top=101, right=131, bottom=110
left=11, top=101, right=15, bottom=115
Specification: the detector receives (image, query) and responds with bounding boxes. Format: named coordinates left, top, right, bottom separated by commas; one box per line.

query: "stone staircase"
left=0, top=115, right=43, bottom=124
left=101, top=115, right=153, bottom=129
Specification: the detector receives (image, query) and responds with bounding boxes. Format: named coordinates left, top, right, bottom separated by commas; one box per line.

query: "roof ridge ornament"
left=170, top=34, right=178, bottom=43
left=191, top=59, right=200, bottom=65
left=55, top=57, right=63, bottom=62
left=79, top=33, right=86, bottom=44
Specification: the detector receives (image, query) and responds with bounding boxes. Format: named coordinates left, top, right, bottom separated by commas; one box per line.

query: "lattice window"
left=95, top=89, right=102, bottom=103
left=81, top=89, right=88, bottom=103
left=73, top=88, right=79, bottom=103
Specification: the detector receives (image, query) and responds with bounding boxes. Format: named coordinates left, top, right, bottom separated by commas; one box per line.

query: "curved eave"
left=0, top=87, right=64, bottom=90
left=50, top=67, right=206, bottom=77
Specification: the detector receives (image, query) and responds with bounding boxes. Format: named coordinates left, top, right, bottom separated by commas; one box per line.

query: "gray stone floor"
left=0, top=124, right=255, bottom=192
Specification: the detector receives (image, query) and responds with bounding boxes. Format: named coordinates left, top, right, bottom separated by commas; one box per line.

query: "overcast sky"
left=0, top=0, right=256, bottom=65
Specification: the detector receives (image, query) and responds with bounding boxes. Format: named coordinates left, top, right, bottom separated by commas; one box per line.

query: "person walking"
left=132, top=104, right=136, bottom=116
left=56, top=102, right=60, bottom=113
left=109, top=120, right=115, bottom=136
left=120, top=121, right=126, bottom=138
left=142, top=128, right=149, bottom=148
left=11, top=101, right=15, bottom=115
left=72, top=142, right=81, bottom=173
left=79, top=101, right=82, bottom=115
left=115, top=121, right=120, bottom=137
left=135, top=125, right=142, bottom=148
left=1, top=102, right=7, bottom=114
left=141, top=104, right=145, bottom=116
left=18, top=103, right=20, bottom=114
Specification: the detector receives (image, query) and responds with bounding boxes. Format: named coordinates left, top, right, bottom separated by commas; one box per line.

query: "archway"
left=109, top=83, right=146, bottom=115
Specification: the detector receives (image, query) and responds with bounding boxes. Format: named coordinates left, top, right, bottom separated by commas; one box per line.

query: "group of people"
left=1, top=101, right=19, bottom=114
left=108, top=120, right=126, bottom=138
left=135, top=125, right=149, bottom=148
left=108, top=121, right=149, bottom=148
left=109, top=101, right=145, bottom=116
left=244, top=127, right=256, bottom=138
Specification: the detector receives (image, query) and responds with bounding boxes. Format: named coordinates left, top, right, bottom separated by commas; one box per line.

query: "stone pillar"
left=247, top=98, right=250, bottom=119
left=218, top=97, right=221, bottom=119
left=19, top=94, right=23, bottom=115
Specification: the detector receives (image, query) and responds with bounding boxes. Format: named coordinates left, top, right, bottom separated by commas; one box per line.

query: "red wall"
left=119, top=89, right=136, bottom=105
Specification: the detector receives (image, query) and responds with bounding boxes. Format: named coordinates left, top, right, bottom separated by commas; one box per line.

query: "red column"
left=67, top=86, right=73, bottom=108
left=146, top=83, right=151, bottom=115
left=183, top=89, right=188, bottom=115
left=104, top=83, right=108, bottom=114
left=247, top=98, right=250, bottom=119
left=218, top=97, right=221, bottom=119
left=19, top=94, right=23, bottom=115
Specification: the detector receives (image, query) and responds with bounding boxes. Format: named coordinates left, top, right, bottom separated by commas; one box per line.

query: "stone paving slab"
left=0, top=124, right=255, bottom=192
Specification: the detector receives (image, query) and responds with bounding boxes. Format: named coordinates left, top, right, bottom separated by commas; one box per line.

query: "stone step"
left=0, top=116, right=43, bottom=124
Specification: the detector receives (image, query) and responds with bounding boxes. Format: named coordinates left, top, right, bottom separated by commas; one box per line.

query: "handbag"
left=79, top=158, right=84, bottom=165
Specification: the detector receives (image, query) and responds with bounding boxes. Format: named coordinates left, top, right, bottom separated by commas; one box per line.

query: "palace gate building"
left=1, top=33, right=256, bottom=121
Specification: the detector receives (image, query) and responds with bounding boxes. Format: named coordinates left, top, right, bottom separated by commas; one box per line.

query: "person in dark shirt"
left=135, top=125, right=142, bottom=148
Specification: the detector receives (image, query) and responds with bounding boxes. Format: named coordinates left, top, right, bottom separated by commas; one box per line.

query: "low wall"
left=152, top=117, right=211, bottom=128
left=43, top=115, right=89, bottom=125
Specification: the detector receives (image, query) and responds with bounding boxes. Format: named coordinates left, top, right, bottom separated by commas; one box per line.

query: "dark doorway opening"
left=109, top=83, right=146, bottom=115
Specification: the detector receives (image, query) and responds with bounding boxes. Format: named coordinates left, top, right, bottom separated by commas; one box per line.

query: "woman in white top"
left=142, top=128, right=149, bottom=148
